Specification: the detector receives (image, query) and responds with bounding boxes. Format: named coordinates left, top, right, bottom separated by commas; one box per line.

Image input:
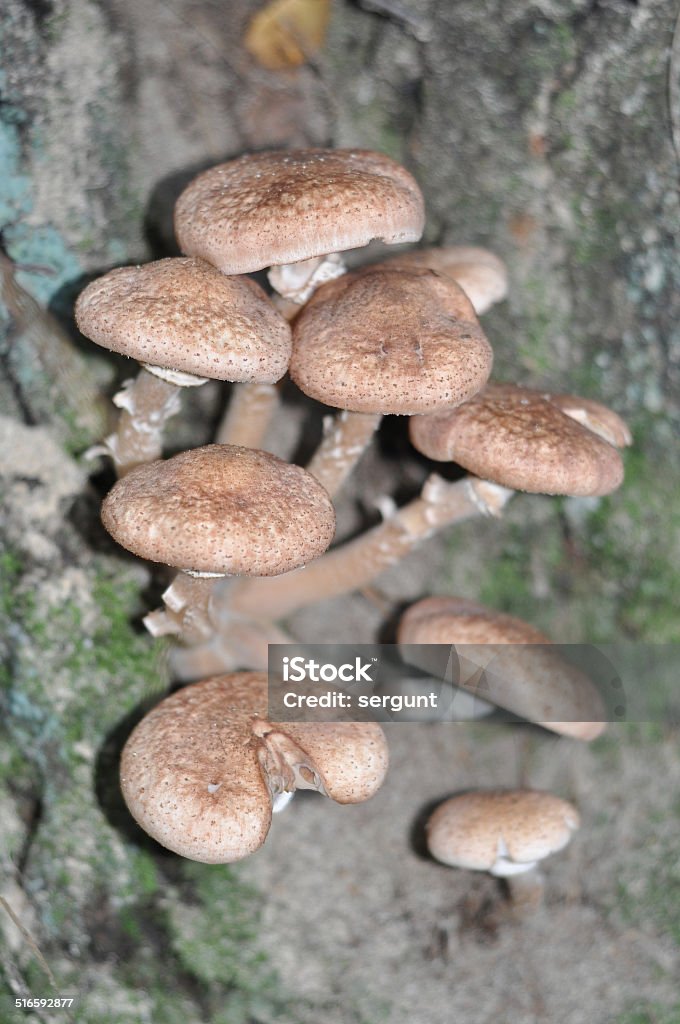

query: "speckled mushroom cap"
left=121, top=673, right=273, bottom=862
left=549, top=393, right=633, bottom=448
left=101, top=444, right=336, bottom=575
left=120, top=673, right=389, bottom=863
left=383, top=246, right=508, bottom=315
left=409, top=383, right=630, bottom=496
left=75, top=257, right=292, bottom=382
left=398, top=597, right=606, bottom=740
left=426, top=790, right=580, bottom=876
left=289, top=266, right=493, bottom=414
left=174, top=149, right=425, bottom=274
left=278, top=721, right=389, bottom=803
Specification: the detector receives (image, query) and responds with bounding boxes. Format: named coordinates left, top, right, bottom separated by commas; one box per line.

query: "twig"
left=0, top=896, right=76, bottom=1024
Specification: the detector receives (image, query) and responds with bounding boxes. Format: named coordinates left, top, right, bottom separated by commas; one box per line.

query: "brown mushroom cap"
left=289, top=266, right=493, bottom=414
left=75, top=257, right=292, bottom=382
left=426, top=790, right=580, bottom=875
left=549, top=393, right=633, bottom=448
left=278, top=722, right=389, bottom=803
left=383, top=246, right=508, bottom=315
left=409, top=383, right=630, bottom=496
left=101, top=444, right=336, bottom=575
left=121, top=673, right=273, bottom=862
left=120, top=673, right=389, bottom=863
left=174, top=149, right=425, bottom=274
left=398, top=597, right=607, bottom=740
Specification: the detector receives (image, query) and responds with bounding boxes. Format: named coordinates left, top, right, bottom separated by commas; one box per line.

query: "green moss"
left=517, top=275, right=568, bottom=375
left=172, top=863, right=274, bottom=987
left=569, top=198, right=630, bottom=268
left=553, top=88, right=577, bottom=117
left=0, top=549, right=25, bottom=621
left=474, top=517, right=565, bottom=627
left=583, top=448, right=680, bottom=642
left=11, top=557, right=167, bottom=741
left=615, top=837, right=680, bottom=947
left=513, top=20, right=577, bottom=103
left=617, top=1004, right=680, bottom=1024
left=128, top=849, right=159, bottom=898
left=169, top=862, right=306, bottom=1023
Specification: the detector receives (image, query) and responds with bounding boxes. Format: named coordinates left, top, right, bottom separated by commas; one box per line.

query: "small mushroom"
left=101, top=444, right=336, bottom=640
left=397, top=597, right=607, bottom=740
left=120, top=672, right=389, bottom=863
left=76, top=258, right=291, bottom=473
left=426, top=789, right=580, bottom=910
left=174, top=148, right=425, bottom=304
left=409, top=382, right=631, bottom=497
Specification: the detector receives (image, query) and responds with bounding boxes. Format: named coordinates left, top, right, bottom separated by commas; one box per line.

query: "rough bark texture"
left=1, top=1, right=679, bottom=1022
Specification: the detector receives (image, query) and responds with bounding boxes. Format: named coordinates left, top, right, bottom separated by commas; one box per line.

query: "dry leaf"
left=244, top=0, right=331, bottom=71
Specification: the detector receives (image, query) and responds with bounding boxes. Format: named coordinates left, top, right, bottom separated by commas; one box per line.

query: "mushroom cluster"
left=77, top=147, right=630, bottom=881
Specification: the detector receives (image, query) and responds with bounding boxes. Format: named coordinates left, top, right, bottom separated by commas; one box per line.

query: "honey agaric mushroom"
left=426, top=789, right=580, bottom=909
left=291, top=266, right=493, bottom=495
left=75, top=258, right=291, bottom=474
left=382, top=245, right=509, bottom=315
left=397, top=597, right=607, bottom=740
left=120, top=672, right=389, bottom=863
left=174, top=148, right=425, bottom=305
left=101, top=444, right=335, bottom=642
left=410, top=382, right=631, bottom=497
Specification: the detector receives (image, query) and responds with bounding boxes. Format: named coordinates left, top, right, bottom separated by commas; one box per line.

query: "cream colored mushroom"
left=120, top=672, right=389, bottom=863
left=426, top=789, right=580, bottom=909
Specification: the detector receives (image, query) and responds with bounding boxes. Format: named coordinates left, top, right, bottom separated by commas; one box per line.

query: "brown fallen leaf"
left=244, top=0, right=331, bottom=70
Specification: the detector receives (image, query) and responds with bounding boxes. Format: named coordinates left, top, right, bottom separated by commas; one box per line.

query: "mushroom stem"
left=100, top=367, right=183, bottom=476
left=170, top=611, right=294, bottom=680
left=215, top=381, right=280, bottom=448
left=143, top=571, right=222, bottom=645
left=306, top=411, right=382, bottom=497
left=267, top=252, right=347, bottom=305
left=226, top=476, right=514, bottom=621
left=504, top=867, right=546, bottom=913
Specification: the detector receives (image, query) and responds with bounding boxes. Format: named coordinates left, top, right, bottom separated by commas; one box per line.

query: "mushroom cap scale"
left=409, top=383, right=629, bottom=496
left=101, top=444, right=336, bottom=576
left=174, top=149, right=425, bottom=274
left=120, top=674, right=389, bottom=863
left=426, top=790, right=580, bottom=875
left=398, top=597, right=606, bottom=740
left=75, top=258, right=292, bottom=382
left=290, top=267, right=493, bottom=414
